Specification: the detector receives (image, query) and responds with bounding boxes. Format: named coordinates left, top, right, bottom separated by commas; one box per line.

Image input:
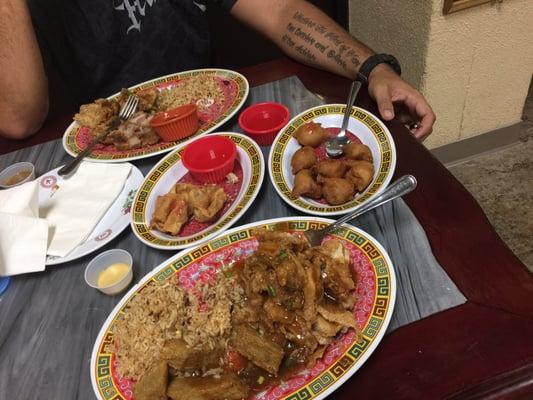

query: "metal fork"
left=58, top=95, right=139, bottom=176
left=303, top=175, right=417, bottom=246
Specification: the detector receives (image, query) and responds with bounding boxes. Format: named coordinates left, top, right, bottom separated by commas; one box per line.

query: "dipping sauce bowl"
left=181, top=135, right=237, bottom=183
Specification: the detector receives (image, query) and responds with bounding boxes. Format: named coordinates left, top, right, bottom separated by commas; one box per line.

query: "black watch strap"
left=357, top=54, right=402, bottom=85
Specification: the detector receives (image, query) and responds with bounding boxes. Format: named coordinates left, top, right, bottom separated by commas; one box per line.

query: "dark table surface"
left=1, top=58, right=532, bottom=399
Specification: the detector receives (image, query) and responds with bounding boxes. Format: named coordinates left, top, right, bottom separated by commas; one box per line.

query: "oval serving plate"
left=39, top=163, right=144, bottom=265
left=269, top=104, right=396, bottom=216
left=91, top=216, right=396, bottom=400
left=131, top=132, right=264, bottom=250
left=63, top=68, right=249, bottom=163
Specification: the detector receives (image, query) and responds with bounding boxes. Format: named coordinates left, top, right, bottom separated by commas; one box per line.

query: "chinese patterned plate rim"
left=130, top=132, right=265, bottom=250
left=39, top=163, right=144, bottom=265
left=90, top=216, right=396, bottom=400
left=62, top=68, right=249, bottom=162
left=268, top=104, right=397, bottom=216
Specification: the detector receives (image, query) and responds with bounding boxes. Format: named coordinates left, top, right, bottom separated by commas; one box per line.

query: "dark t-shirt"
left=28, top=0, right=237, bottom=115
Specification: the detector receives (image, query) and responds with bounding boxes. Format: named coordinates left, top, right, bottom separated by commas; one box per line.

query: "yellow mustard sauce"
left=97, top=263, right=129, bottom=287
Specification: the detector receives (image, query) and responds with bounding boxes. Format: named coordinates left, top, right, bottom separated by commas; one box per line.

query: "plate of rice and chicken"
left=62, top=69, right=249, bottom=162
left=91, top=217, right=396, bottom=400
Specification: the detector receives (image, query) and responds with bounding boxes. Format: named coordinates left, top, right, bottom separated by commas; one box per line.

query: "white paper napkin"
left=42, top=162, right=131, bottom=257
left=0, top=181, right=48, bottom=276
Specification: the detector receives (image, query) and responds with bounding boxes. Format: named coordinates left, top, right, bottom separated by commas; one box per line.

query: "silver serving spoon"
left=303, top=175, right=417, bottom=246
left=325, top=80, right=362, bottom=158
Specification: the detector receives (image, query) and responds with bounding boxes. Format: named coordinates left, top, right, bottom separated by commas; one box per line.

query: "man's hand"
left=367, top=64, right=436, bottom=141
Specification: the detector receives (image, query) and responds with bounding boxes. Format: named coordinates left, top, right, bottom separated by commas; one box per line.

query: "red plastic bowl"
left=150, top=104, right=199, bottom=142
left=238, top=102, right=290, bottom=145
left=182, top=135, right=237, bottom=183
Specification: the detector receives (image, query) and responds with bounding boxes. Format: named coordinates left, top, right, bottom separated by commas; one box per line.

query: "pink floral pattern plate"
left=91, top=217, right=396, bottom=400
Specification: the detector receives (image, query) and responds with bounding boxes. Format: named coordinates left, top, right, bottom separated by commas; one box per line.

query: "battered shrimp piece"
left=316, top=159, right=348, bottom=178
left=292, top=169, right=322, bottom=199
left=293, top=122, right=328, bottom=148
left=344, top=160, right=374, bottom=192
left=321, top=178, right=354, bottom=205
left=344, top=143, right=373, bottom=162
left=291, top=146, right=317, bottom=174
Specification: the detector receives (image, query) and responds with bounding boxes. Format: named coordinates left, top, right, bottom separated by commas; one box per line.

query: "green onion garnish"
left=267, top=284, right=277, bottom=297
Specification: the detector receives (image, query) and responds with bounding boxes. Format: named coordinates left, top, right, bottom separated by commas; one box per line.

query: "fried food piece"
left=188, top=185, right=227, bottom=222
left=292, top=169, right=322, bottom=199
left=291, top=146, right=317, bottom=174
left=293, top=122, right=328, bottom=148
left=317, top=303, right=357, bottom=330
left=316, top=159, right=348, bottom=178
left=150, top=194, right=189, bottom=235
left=133, top=361, right=168, bottom=400
left=161, top=339, right=223, bottom=374
left=116, top=88, right=158, bottom=112
left=321, top=178, right=354, bottom=205
left=230, top=324, right=284, bottom=375
left=344, top=160, right=374, bottom=192
left=167, top=375, right=249, bottom=400
left=74, top=98, right=119, bottom=131
left=344, top=143, right=373, bottom=162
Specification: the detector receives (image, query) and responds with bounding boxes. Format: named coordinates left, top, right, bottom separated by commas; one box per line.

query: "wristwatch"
left=356, top=54, right=402, bottom=85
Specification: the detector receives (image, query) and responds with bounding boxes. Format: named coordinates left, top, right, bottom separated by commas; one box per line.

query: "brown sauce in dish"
left=3, top=169, right=31, bottom=186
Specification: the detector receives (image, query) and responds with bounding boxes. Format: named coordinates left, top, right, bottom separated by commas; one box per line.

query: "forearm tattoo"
left=282, top=11, right=363, bottom=73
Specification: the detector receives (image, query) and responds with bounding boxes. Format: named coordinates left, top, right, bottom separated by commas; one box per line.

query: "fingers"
left=373, top=84, right=395, bottom=121
left=392, top=90, right=435, bottom=141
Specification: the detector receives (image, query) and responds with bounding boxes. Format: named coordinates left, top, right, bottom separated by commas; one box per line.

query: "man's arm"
left=230, top=0, right=436, bottom=140
left=0, top=0, right=48, bottom=139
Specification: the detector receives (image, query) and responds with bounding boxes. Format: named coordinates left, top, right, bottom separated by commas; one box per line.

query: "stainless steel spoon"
left=325, top=80, right=362, bottom=158
left=303, top=175, right=417, bottom=246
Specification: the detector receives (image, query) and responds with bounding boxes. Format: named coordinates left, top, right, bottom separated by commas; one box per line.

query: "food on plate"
left=344, top=142, right=373, bottom=162
left=73, top=75, right=222, bottom=151
left=292, top=169, right=322, bottom=199
left=111, top=229, right=358, bottom=398
left=97, top=262, right=130, bottom=288
left=104, top=111, right=160, bottom=150
left=321, top=177, right=355, bottom=205
left=344, top=160, right=374, bottom=192
left=316, top=159, right=348, bottom=178
left=151, top=183, right=227, bottom=236
left=290, top=146, right=316, bottom=174
left=167, top=375, right=249, bottom=400
left=290, top=122, right=375, bottom=205
left=133, top=361, right=168, bottom=400
left=156, top=75, right=224, bottom=114
left=293, top=121, right=328, bottom=147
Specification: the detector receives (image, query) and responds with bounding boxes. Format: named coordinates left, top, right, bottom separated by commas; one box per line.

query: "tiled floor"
left=448, top=85, right=533, bottom=272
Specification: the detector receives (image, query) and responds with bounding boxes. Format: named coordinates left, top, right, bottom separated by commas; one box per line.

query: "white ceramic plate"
left=62, top=69, right=249, bottom=162
left=91, top=216, right=396, bottom=400
left=39, top=164, right=144, bottom=265
left=269, top=104, right=397, bottom=216
left=131, top=132, right=264, bottom=250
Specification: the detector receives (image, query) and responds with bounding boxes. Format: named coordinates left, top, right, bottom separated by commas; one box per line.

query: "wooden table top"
left=1, top=57, right=532, bottom=399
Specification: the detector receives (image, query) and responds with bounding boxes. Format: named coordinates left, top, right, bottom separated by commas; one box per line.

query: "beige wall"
left=349, top=0, right=533, bottom=148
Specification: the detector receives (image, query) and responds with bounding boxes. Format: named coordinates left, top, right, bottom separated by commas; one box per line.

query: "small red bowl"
left=238, top=102, right=290, bottom=146
left=182, top=135, right=237, bottom=183
left=150, top=104, right=199, bottom=142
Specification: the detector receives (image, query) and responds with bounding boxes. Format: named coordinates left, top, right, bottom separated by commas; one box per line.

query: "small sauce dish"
left=238, top=102, right=290, bottom=145
left=84, top=249, right=133, bottom=296
left=150, top=104, right=199, bottom=142
left=182, top=135, right=237, bottom=183
left=0, top=162, right=35, bottom=189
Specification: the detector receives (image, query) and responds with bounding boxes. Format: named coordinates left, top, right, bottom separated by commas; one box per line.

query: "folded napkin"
left=42, top=162, right=131, bottom=257
left=0, top=181, right=48, bottom=276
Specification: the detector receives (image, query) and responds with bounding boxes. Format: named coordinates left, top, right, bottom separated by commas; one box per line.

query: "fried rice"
left=112, top=273, right=241, bottom=380
left=155, top=75, right=224, bottom=113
